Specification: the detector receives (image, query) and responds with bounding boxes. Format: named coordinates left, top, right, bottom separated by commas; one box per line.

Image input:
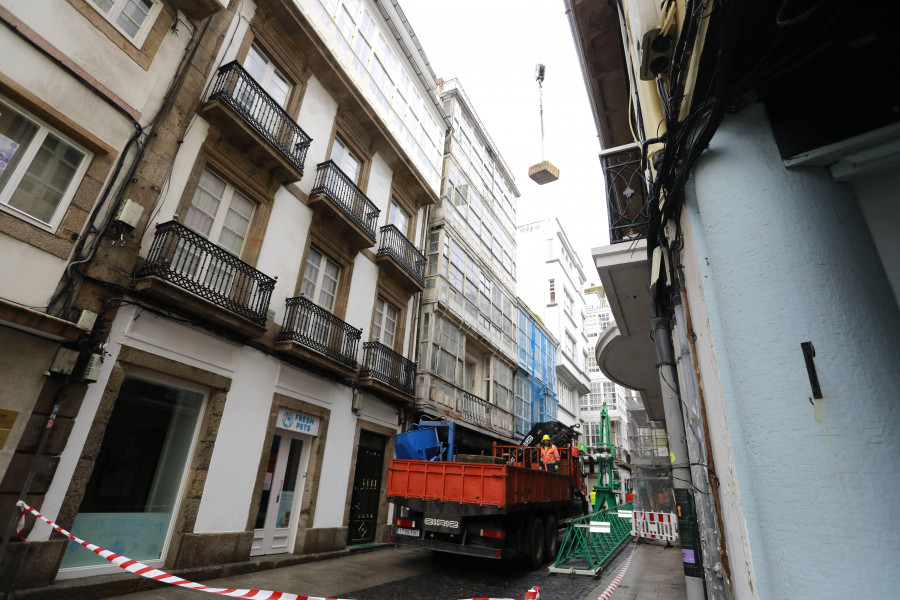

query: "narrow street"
left=91, top=540, right=685, bottom=600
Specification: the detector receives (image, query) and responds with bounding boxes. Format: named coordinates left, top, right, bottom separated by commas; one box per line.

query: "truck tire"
left=545, top=514, right=559, bottom=559
left=527, top=516, right=546, bottom=569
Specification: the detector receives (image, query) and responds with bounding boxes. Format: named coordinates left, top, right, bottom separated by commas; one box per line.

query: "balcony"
left=308, top=161, right=380, bottom=250
left=201, top=61, right=312, bottom=185
left=592, top=239, right=664, bottom=421
left=275, top=296, right=361, bottom=378
left=135, top=221, right=275, bottom=337
left=419, top=379, right=515, bottom=438
left=168, top=0, right=225, bottom=20
left=358, top=341, right=416, bottom=402
left=375, top=225, right=426, bottom=291
left=602, top=144, right=648, bottom=244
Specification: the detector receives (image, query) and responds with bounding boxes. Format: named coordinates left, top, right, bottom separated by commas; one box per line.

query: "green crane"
left=590, top=404, right=619, bottom=511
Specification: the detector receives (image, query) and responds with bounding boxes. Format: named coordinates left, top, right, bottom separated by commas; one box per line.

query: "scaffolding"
left=513, top=303, right=558, bottom=437
left=626, top=407, right=675, bottom=515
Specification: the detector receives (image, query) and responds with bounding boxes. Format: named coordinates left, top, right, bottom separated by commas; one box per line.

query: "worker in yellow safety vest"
left=589, top=489, right=597, bottom=510
left=540, top=435, right=560, bottom=472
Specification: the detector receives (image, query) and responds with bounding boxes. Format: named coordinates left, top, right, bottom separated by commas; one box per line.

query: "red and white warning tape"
left=15, top=501, right=348, bottom=600
left=461, top=586, right=539, bottom=600
left=595, top=548, right=634, bottom=600
left=16, top=501, right=541, bottom=600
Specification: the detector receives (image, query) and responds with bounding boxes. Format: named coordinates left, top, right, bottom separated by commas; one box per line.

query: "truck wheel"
left=527, top=516, right=546, bottom=569
left=545, top=514, right=559, bottom=559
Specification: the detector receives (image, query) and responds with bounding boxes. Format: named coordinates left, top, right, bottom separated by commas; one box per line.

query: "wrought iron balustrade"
left=310, top=161, right=380, bottom=239
left=208, top=61, right=312, bottom=173
left=377, top=225, right=426, bottom=285
left=137, top=220, right=275, bottom=326
left=602, top=144, right=648, bottom=243
left=360, top=341, right=416, bottom=396
left=278, top=296, right=361, bottom=368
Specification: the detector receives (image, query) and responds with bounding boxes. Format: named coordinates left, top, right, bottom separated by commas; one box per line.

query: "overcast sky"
left=400, top=0, right=610, bottom=286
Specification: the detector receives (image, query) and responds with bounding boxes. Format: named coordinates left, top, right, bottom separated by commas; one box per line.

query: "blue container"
left=394, top=424, right=442, bottom=460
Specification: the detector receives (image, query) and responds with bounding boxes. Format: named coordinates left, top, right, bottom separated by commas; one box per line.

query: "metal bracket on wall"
left=801, top=341, right=823, bottom=400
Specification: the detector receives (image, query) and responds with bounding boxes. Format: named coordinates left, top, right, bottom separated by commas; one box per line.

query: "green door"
left=347, top=431, right=386, bottom=545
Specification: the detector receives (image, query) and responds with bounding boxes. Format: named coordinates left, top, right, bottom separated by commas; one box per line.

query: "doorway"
left=347, top=431, right=386, bottom=545
left=251, top=432, right=307, bottom=555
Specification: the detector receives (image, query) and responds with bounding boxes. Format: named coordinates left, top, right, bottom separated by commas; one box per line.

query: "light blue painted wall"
left=691, top=103, right=900, bottom=598
left=683, top=185, right=770, bottom=598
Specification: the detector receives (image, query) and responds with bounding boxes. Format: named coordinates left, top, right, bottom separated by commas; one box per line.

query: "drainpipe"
left=654, top=316, right=707, bottom=600
left=671, top=290, right=730, bottom=599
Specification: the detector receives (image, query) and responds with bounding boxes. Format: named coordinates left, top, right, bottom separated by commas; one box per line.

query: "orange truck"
left=387, top=438, right=589, bottom=568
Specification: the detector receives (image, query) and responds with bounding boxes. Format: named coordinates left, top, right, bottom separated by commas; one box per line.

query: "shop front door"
left=251, top=433, right=305, bottom=555
left=347, top=431, right=385, bottom=545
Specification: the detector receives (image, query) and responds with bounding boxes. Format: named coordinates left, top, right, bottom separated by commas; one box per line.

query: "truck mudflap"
left=391, top=531, right=504, bottom=559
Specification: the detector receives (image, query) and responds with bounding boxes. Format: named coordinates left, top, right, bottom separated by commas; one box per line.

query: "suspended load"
left=528, top=63, right=559, bottom=184
left=528, top=161, right=560, bottom=184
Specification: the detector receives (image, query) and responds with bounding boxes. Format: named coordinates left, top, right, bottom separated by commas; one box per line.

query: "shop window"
left=59, top=376, right=204, bottom=571
left=0, top=97, right=91, bottom=230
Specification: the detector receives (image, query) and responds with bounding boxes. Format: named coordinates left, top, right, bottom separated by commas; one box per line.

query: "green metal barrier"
left=548, top=502, right=634, bottom=576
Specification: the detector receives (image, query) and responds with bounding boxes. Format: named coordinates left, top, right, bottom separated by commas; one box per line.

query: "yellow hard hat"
left=542, top=435, right=551, bottom=441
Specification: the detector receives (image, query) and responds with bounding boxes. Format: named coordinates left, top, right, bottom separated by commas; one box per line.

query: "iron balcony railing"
left=208, top=61, right=312, bottom=174
left=278, top=295, right=361, bottom=368
left=360, top=341, right=416, bottom=396
left=377, top=225, right=426, bottom=285
left=310, top=161, right=380, bottom=240
left=137, top=220, right=276, bottom=326
left=601, top=144, right=648, bottom=244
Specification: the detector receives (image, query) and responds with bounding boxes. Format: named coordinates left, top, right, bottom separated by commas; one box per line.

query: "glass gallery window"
left=58, top=376, right=205, bottom=572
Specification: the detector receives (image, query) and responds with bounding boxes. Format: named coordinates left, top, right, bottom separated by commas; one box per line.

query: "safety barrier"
left=630, top=510, right=678, bottom=541
left=548, top=503, right=634, bottom=576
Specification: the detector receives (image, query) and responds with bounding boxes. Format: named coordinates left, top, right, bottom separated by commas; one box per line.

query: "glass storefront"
left=59, top=376, right=204, bottom=569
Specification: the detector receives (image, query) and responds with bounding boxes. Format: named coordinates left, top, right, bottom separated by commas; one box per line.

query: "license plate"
left=395, top=527, right=419, bottom=538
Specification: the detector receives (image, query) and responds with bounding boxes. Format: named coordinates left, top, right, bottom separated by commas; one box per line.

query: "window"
left=373, top=296, right=399, bottom=348
left=565, top=333, right=576, bottom=358
left=564, top=288, right=574, bottom=316
left=184, top=169, right=254, bottom=255
left=548, top=279, right=556, bottom=303
left=87, top=0, right=162, bottom=45
left=301, top=247, right=341, bottom=311
left=331, top=137, right=361, bottom=183
left=59, top=376, right=204, bottom=571
left=243, top=44, right=291, bottom=107
left=0, top=98, right=90, bottom=229
left=386, top=198, right=410, bottom=236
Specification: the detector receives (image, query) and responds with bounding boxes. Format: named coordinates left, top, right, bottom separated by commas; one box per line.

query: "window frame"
left=0, top=97, right=93, bottom=232
left=300, top=246, right=343, bottom=312
left=372, top=295, right=400, bottom=349
left=183, top=168, right=257, bottom=258
left=386, top=197, right=412, bottom=238
left=243, top=43, right=292, bottom=109
left=85, top=0, right=164, bottom=48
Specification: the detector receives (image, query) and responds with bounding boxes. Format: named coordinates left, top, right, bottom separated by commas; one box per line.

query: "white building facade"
left=516, top=218, right=590, bottom=428
left=1, top=0, right=446, bottom=589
